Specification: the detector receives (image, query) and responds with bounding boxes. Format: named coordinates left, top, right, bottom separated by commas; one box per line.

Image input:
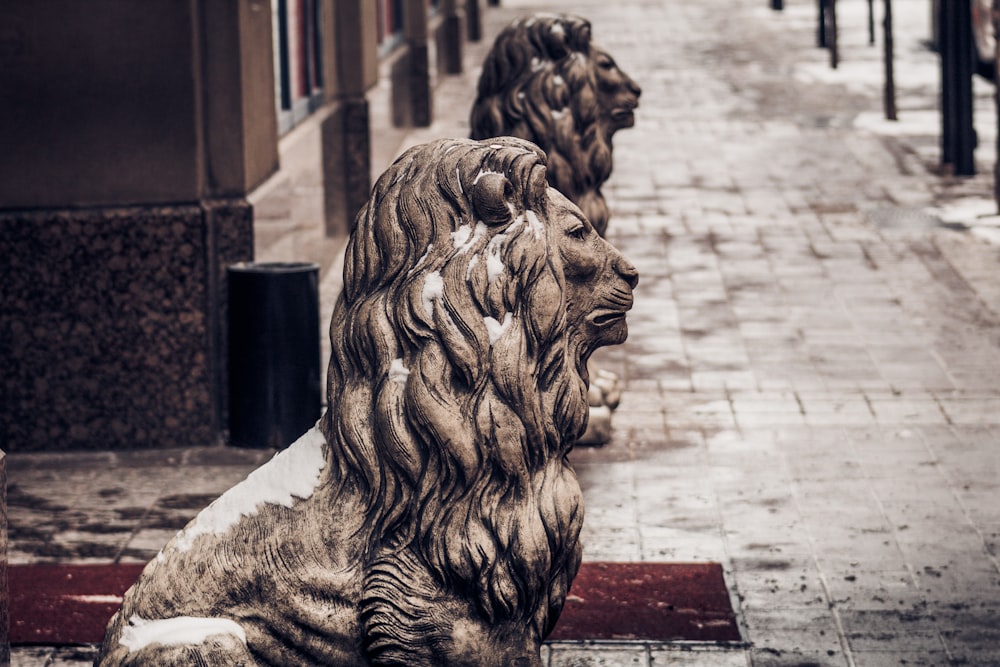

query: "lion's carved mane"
left=325, top=137, right=590, bottom=662
left=470, top=14, right=641, bottom=237
left=97, top=137, right=642, bottom=667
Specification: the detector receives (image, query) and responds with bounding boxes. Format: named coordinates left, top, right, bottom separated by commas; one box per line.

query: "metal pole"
left=994, top=0, right=1000, bottom=208
left=941, top=0, right=955, bottom=165
left=771, top=0, right=784, bottom=10
left=884, top=0, right=897, bottom=120
left=829, top=0, right=839, bottom=69
left=940, top=0, right=976, bottom=175
left=818, top=0, right=827, bottom=47
left=955, top=0, right=976, bottom=175
left=869, top=0, right=876, bottom=44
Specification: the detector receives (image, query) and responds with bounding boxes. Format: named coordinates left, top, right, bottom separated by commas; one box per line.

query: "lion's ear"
left=571, top=18, right=592, bottom=49
left=528, top=165, right=549, bottom=211
left=471, top=172, right=515, bottom=226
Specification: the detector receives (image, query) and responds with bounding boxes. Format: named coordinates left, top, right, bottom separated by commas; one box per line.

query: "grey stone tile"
left=847, top=651, right=951, bottom=666
left=839, top=608, right=940, bottom=640
left=647, top=646, right=749, bottom=666
left=45, top=646, right=101, bottom=666
left=548, top=642, right=649, bottom=666
left=741, top=608, right=844, bottom=655
left=11, top=647, right=56, bottom=667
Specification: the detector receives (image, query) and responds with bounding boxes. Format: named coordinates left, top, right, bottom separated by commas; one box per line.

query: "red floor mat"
left=10, top=561, right=740, bottom=645
left=548, top=561, right=740, bottom=642
left=11, top=563, right=145, bottom=645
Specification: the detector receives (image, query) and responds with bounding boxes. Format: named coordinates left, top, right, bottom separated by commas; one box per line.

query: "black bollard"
left=868, top=0, right=876, bottom=45
left=771, top=0, right=784, bottom=10
left=940, top=0, right=976, bottom=175
left=828, top=0, right=839, bottom=68
left=228, top=262, right=321, bottom=449
left=818, top=0, right=827, bottom=47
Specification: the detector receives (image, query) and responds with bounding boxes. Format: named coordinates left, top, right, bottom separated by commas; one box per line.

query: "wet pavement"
left=10, top=0, right=1000, bottom=665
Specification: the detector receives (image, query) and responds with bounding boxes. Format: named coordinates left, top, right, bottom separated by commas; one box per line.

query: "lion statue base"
left=579, top=370, right=622, bottom=445
left=95, top=137, right=637, bottom=667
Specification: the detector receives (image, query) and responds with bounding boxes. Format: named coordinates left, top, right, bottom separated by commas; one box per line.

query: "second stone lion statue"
left=470, top=14, right=641, bottom=238
left=95, top=137, right=638, bottom=666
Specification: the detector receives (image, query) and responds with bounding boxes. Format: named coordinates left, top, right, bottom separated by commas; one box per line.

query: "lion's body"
left=96, top=138, right=637, bottom=667
left=470, top=15, right=641, bottom=237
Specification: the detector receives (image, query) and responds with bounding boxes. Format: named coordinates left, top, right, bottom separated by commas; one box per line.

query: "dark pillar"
left=0, top=1, right=276, bottom=451
left=466, top=0, right=482, bottom=42
left=771, top=0, right=784, bottom=10
left=828, top=0, right=839, bottom=68
left=437, top=0, right=464, bottom=75
left=818, top=0, right=828, bottom=47
left=322, top=100, right=373, bottom=234
left=884, top=0, right=897, bottom=120
left=228, top=264, right=321, bottom=449
left=868, top=0, right=876, bottom=45
left=320, top=0, right=378, bottom=234
left=391, top=0, right=432, bottom=127
left=940, top=0, right=976, bottom=175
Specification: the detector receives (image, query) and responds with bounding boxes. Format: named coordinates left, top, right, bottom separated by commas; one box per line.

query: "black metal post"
left=940, top=0, right=976, bottom=175
left=818, top=0, right=827, bottom=47
left=941, top=0, right=955, bottom=165
left=884, top=0, right=897, bottom=120
left=868, top=0, right=876, bottom=44
left=994, top=0, right=1000, bottom=209
left=828, top=0, right=839, bottom=68
left=771, top=0, right=784, bottom=10
left=826, top=0, right=840, bottom=69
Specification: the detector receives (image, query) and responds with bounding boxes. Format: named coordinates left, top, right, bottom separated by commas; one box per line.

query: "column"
left=0, top=0, right=277, bottom=451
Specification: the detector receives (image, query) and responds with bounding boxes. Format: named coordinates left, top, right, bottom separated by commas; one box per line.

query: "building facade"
left=0, top=0, right=486, bottom=452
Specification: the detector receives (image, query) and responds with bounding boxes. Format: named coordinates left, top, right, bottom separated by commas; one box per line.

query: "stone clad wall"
left=0, top=0, right=490, bottom=452
left=0, top=203, right=252, bottom=451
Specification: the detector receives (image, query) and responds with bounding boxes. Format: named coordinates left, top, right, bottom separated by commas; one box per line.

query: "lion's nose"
left=616, top=255, right=639, bottom=289
left=629, top=79, right=642, bottom=99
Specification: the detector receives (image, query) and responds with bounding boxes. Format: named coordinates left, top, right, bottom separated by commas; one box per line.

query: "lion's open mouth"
left=591, top=309, right=628, bottom=327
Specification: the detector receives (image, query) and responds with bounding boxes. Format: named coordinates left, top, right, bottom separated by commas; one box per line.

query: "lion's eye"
left=566, top=223, right=587, bottom=239
left=596, top=56, right=615, bottom=70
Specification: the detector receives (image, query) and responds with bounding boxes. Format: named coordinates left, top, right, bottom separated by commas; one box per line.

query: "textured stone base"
left=322, top=98, right=372, bottom=237
left=578, top=368, right=623, bottom=445
left=579, top=405, right=613, bottom=446
left=436, top=15, right=464, bottom=75
left=0, top=202, right=252, bottom=451
left=390, top=44, right=431, bottom=128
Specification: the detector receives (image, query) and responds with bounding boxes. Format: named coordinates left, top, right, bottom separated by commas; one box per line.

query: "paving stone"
left=10, top=0, right=1000, bottom=663
left=548, top=643, right=649, bottom=667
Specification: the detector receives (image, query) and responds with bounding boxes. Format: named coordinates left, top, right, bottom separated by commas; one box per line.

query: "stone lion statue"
left=96, top=137, right=638, bottom=667
left=470, top=14, right=641, bottom=238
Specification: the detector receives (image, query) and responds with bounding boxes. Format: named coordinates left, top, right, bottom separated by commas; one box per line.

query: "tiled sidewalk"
left=10, top=0, right=1000, bottom=665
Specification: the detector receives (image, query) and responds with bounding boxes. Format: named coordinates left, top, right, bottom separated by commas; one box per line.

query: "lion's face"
left=593, top=46, right=642, bottom=134
left=471, top=14, right=641, bottom=144
left=548, top=188, right=638, bottom=353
